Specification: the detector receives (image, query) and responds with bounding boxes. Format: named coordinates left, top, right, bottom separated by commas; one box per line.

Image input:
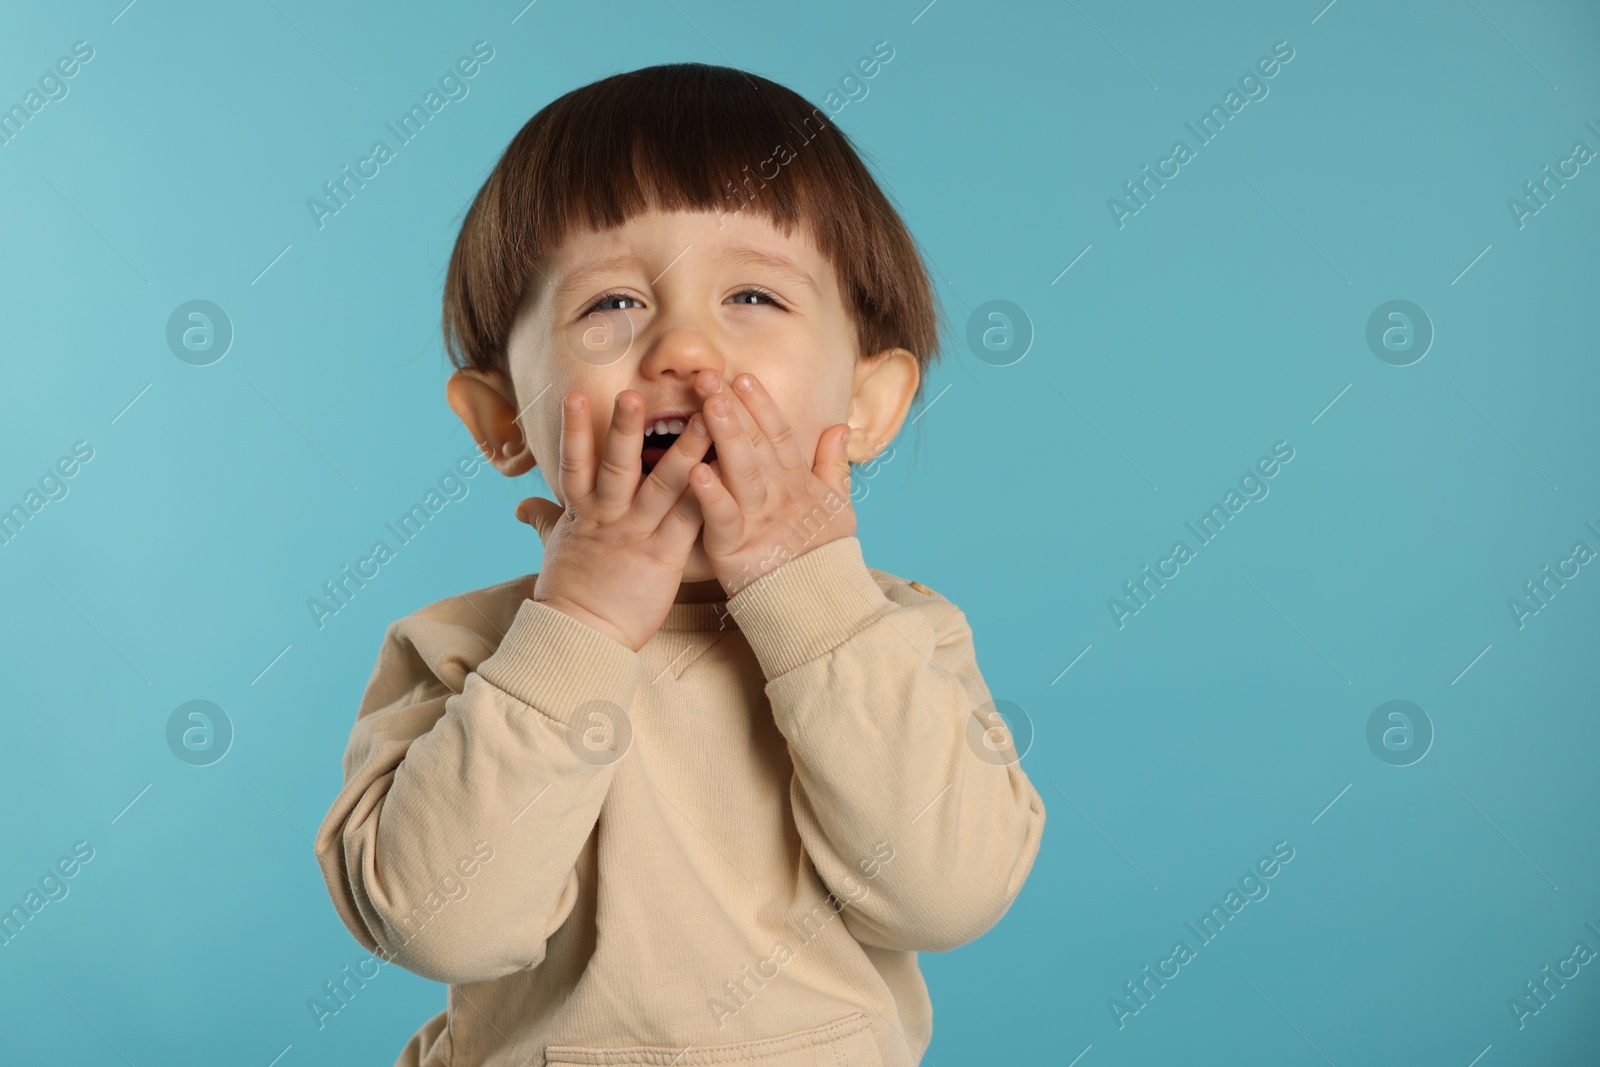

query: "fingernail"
left=734, top=375, right=754, bottom=393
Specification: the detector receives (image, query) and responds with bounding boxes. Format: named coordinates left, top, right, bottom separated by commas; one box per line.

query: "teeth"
left=646, top=417, right=687, bottom=438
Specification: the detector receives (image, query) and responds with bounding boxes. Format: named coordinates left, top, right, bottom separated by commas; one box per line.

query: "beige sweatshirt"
left=314, top=535, right=1046, bottom=1067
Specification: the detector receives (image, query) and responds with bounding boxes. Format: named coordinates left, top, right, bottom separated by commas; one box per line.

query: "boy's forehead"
left=542, top=209, right=831, bottom=295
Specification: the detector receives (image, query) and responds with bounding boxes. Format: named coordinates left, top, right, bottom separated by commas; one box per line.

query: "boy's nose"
left=637, top=324, right=724, bottom=385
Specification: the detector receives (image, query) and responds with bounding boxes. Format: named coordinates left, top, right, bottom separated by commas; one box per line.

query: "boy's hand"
left=516, top=389, right=712, bottom=652
left=687, top=370, right=856, bottom=597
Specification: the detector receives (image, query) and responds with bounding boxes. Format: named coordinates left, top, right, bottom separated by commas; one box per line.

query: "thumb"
left=515, top=496, right=566, bottom=544
left=815, top=423, right=853, bottom=497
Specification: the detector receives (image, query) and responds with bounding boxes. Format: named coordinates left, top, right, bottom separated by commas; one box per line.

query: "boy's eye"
left=582, top=287, right=788, bottom=316
left=585, top=291, right=644, bottom=314
left=582, top=288, right=785, bottom=313
left=727, top=287, right=787, bottom=309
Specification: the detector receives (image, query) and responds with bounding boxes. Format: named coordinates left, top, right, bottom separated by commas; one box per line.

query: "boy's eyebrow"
left=551, top=246, right=822, bottom=304
left=721, top=247, right=822, bottom=298
left=551, top=254, right=636, bottom=304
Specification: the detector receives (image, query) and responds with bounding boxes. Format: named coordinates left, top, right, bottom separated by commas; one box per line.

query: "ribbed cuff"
left=724, top=537, right=894, bottom=680
left=475, top=598, right=642, bottom=720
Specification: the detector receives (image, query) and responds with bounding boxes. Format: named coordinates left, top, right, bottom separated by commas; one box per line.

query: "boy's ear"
left=446, top=368, right=536, bottom=477
left=846, top=347, right=920, bottom=464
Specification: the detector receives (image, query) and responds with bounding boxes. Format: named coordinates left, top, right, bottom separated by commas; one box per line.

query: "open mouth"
left=641, top=419, right=716, bottom=476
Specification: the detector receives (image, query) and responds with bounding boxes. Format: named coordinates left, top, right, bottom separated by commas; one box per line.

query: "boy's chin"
left=680, top=534, right=718, bottom=585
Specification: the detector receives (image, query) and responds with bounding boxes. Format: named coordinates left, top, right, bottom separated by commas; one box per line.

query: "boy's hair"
left=441, top=62, right=942, bottom=410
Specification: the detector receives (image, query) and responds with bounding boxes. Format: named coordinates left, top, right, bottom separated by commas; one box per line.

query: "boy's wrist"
left=715, top=528, right=853, bottom=600
left=533, top=593, right=644, bottom=652
left=475, top=597, right=644, bottom=726
left=723, top=536, right=892, bottom=679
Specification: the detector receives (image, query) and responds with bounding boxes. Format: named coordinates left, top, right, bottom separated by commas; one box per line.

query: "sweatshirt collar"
left=657, top=597, right=734, bottom=632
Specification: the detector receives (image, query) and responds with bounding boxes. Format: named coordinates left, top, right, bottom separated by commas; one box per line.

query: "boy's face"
left=496, top=207, right=910, bottom=585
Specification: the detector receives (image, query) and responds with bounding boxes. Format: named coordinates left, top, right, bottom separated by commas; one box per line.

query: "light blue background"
left=1, top=0, right=1596, bottom=1063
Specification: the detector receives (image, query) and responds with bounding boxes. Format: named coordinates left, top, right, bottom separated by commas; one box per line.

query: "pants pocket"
left=542, top=1010, right=882, bottom=1067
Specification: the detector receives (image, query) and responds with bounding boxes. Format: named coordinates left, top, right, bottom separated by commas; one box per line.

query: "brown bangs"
left=441, top=62, right=941, bottom=406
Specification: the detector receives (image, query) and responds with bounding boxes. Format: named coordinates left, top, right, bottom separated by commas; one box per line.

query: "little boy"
left=315, top=61, right=1045, bottom=1067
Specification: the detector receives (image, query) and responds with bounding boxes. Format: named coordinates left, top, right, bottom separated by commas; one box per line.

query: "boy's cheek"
left=565, top=313, right=636, bottom=368
left=682, top=538, right=716, bottom=584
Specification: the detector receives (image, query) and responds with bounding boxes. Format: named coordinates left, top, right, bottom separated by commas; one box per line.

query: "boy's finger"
left=814, top=423, right=854, bottom=499
left=701, top=393, right=767, bottom=511
left=593, top=390, right=645, bottom=514
left=634, top=411, right=712, bottom=521
left=655, top=476, right=706, bottom=551
left=731, top=374, right=806, bottom=469
left=688, top=461, right=743, bottom=548
left=517, top=497, right=565, bottom=544
left=696, top=372, right=775, bottom=499
left=714, top=378, right=784, bottom=478
left=559, top=391, right=595, bottom=502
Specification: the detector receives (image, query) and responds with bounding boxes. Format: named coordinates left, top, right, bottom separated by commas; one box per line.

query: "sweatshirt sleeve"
left=724, top=537, right=1046, bottom=953
left=313, top=593, right=642, bottom=985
